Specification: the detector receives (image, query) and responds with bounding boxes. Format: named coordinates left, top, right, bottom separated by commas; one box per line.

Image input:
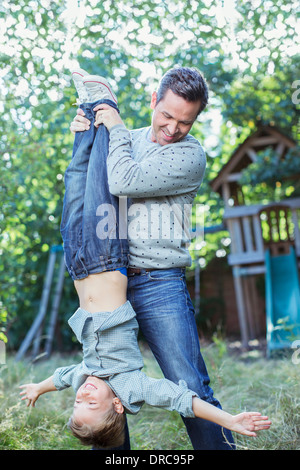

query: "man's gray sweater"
left=107, top=125, right=206, bottom=269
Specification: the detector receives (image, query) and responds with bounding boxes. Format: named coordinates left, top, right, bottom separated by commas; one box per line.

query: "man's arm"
left=106, top=125, right=205, bottom=198
left=69, top=104, right=206, bottom=198
left=19, top=375, right=57, bottom=407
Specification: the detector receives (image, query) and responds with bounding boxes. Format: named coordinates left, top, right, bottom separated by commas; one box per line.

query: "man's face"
left=150, top=89, right=201, bottom=146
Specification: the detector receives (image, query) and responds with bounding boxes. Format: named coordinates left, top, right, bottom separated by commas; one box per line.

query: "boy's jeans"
left=128, top=268, right=235, bottom=450
left=60, top=100, right=128, bottom=280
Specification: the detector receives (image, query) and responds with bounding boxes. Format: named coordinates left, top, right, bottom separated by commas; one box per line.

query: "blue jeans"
left=127, top=268, right=235, bottom=450
left=60, top=99, right=128, bottom=280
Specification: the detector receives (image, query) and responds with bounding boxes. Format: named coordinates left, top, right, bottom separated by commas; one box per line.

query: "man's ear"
left=113, top=397, right=124, bottom=414
left=150, top=91, right=158, bottom=110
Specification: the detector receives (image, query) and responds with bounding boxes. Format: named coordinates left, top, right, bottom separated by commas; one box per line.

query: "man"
left=70, top=67, right=235, bottom=450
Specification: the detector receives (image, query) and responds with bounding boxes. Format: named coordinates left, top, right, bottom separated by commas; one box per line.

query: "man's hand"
left=70, top=108, right=91, bottom=135
left=19, top=383, right=41, bottom=407
left=93, top=103, right=124, bottom=131
left=70, top=105, right=124, bottom=135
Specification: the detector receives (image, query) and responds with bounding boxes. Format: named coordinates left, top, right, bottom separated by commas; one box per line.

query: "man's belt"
left=127, top=267, right=155, bottom=275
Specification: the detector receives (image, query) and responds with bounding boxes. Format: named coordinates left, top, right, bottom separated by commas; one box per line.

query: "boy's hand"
left=19, top=383, right=41, bottom=407
left=230, top=412, right=271, bottom=437
left=93, top=103, right=124, bottom=131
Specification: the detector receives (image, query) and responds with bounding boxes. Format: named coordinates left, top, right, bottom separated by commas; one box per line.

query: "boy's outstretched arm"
left=20, top=375, right=57, bottom=407
left=192, top=397, right=271, bottom=437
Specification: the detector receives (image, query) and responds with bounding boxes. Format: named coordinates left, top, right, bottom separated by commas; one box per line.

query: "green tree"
left=1, top=0, right=298, bottom=348
left=1, top=0, right=235, bottom=348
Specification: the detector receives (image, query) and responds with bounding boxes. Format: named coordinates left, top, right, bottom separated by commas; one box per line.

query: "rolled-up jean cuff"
left=67, top=257, right=129, bottom=281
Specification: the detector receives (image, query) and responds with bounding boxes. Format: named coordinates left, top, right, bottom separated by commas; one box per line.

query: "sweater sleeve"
left=107, top=125, right=206, bottom=199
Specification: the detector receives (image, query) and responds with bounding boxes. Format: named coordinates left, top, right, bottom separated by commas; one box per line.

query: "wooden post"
left=232, top=266, right=249, bottom=348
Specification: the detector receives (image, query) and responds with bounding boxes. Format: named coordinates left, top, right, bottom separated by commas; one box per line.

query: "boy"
left=20, top=70, right=271, bottom=449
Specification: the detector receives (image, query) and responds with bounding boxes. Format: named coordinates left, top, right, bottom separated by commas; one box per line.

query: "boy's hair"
left=156, top=66, right=209, bottom=115
left=68, top=408, right=126, bottom=449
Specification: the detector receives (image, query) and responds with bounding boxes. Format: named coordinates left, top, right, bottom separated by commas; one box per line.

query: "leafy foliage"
left=0, top=0, right=298, bottom=348
left=239, top=146, right=300, bottom=204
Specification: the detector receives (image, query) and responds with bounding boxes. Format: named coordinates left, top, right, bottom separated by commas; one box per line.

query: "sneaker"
left=71, top=68, right=91, bottom=104
left=83, top=75, right=118, bottom=104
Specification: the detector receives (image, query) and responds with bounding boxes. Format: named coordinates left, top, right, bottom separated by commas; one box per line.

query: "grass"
left=0, top=341, right=299, bottom=450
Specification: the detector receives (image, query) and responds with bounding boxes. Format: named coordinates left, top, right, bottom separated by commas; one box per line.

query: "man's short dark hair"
left=156, top=67, right=209, bottom=115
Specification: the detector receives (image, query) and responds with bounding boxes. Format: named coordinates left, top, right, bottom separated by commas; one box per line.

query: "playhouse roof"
left=210, top=124, right=296, bottom=196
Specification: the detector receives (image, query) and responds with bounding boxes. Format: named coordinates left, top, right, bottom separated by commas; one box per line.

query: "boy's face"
left=150, top=89, right=201, bottom=146
left=73, top=376, right=123, bottom=426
